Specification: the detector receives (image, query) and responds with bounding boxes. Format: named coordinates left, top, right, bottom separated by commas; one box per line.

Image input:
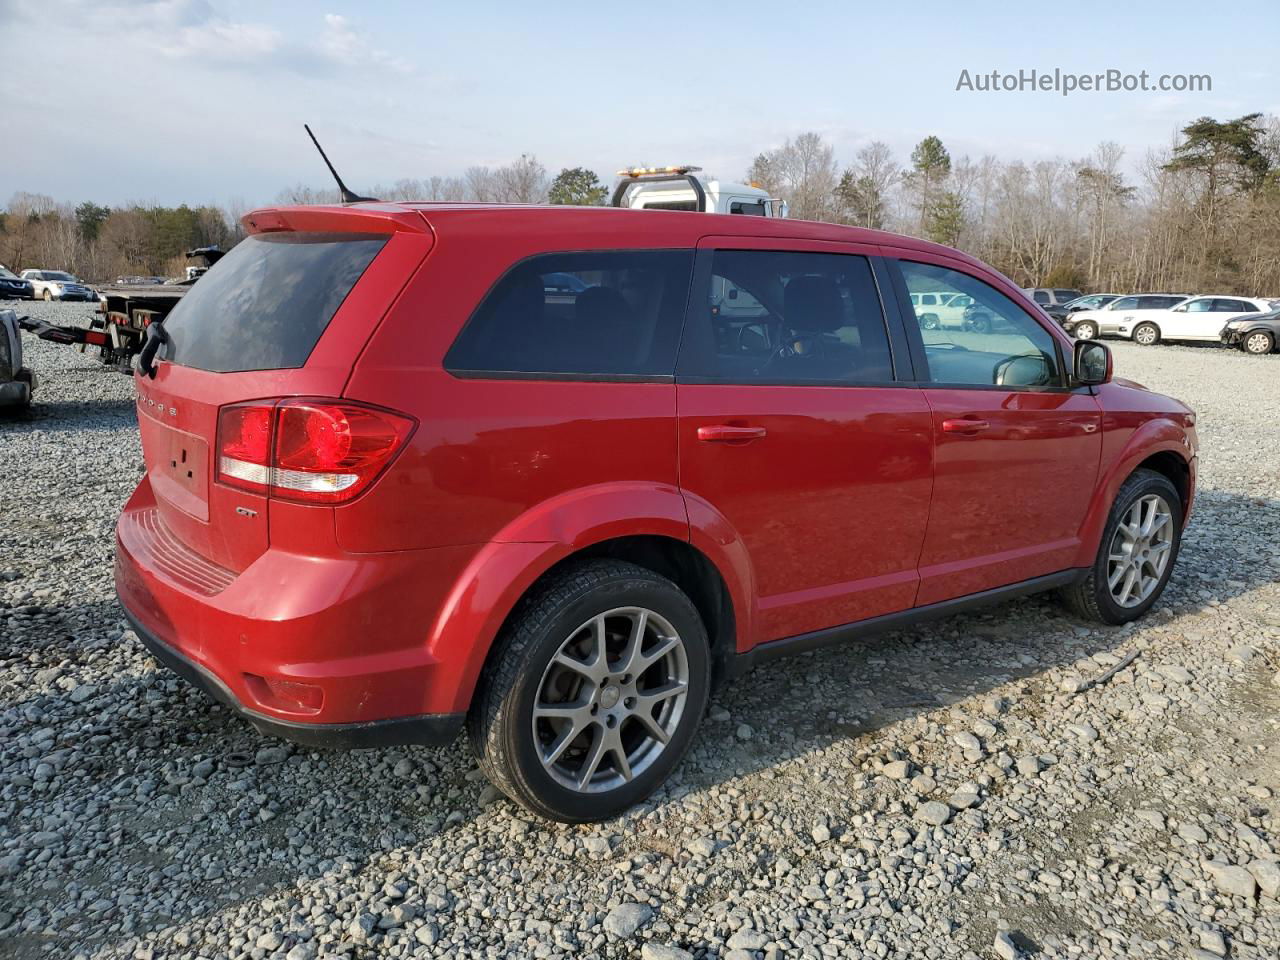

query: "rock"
left=1247, top=859, right=1280, bottom=899
left=911, top=773, right=936, bottom=794
left=1060, top=676, right=1087, bottom=694
left=348, top=913, right=377, bottom=942
left=973, top=719, right=998, bottom=738
left=1225, top=645, right=1256, bottom=665
left=983, top=695, right=1009, bottom=716
left=915, top=801, right=951, bottom=826
left=478, top=784, right=503, bottom=807
left=953, top=731, right=981, bottom=751
left=69, top=684, right=97, bottom=703
left=1158, top=665, right=1193, bottom=684
left=1015, top=755, right=1041, bottom=777
left=603, top=902, right=653, bottom=939
left=1177, top=822, right=1208, bottom=844
left=191, top=759, right=215, bottom=779
left=736, top=723, right=754, bottom=741
left=1272, top=670, right=1280, bottom=688
left=948, top=786, right=980, bottom=810
left=1198, top=928, right=1227, bottom=957
left=1135, top=809, right=1166, bottom=829
left=582, top=835, right=611, bottom=855
left=882, top=760, right=911, bottom=780
left=414, top=922, right=441, bottom=946
left=285, top=944, right=317, bottom=960
left=1067, top=722, right=1099, bottom=742
left=1204, top=861, right=1257, bottom=899
left=727, top=929, right=769, bottom=950
left=642, top=945, right=694, bottom=960
left=255, top=931, right=283, bottom=950
left=687, top=836, right=717, bottom=858
left=708, top=706, right=731, bottom=721
left=810, top=823, right=830, bottom=844
left=393, top=758, right=415, bottom=777
left=254, top=745, right=289, bottom=765
left=993, top=930, right=1019, bottom=959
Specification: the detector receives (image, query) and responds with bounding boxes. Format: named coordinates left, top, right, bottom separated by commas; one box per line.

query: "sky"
left=2, top=0, right=1277, bottom=209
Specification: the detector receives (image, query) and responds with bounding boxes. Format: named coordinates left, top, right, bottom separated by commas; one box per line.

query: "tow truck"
left=611, top=165, right=787, bottom=217
left=14, top=246, right=223, bottom=372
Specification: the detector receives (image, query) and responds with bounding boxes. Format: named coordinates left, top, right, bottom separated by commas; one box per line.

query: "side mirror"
left=1073, top=339, right=1111, bottom=386
left=1172, top=304, right=1187, bottom=313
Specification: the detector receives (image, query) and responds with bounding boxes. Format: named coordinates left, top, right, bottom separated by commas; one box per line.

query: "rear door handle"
left=941, top=418, right=990, bottom=434
left=697, top=425, right=767, bottom=443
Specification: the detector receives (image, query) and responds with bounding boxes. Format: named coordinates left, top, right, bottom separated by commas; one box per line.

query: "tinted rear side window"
left=445, top=250, right=694, bottom=379
left=162, top=232, right=387, bottom=373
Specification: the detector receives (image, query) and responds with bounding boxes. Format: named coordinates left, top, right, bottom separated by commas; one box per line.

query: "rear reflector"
left=216, top=398, right=414, bottom=504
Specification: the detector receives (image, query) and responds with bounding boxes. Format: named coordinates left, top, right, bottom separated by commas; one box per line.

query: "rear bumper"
left=114, top=477, right=479, bottom=747
left=122, top=606, right=463, bottom=748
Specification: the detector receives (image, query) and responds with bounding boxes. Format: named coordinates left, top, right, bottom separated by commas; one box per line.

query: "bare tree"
left=748, top=132, right=839, bottom=221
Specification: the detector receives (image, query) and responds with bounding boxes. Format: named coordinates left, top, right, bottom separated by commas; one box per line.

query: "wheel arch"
left=1073, top=426, right=1194, bottom=567
left=426, top=484, right=755, bottom=715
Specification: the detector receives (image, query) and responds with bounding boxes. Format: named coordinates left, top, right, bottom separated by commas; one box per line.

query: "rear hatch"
left=135, top=206, right=433, bottom=573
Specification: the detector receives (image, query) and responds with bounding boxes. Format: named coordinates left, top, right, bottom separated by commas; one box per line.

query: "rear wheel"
left=1133, top=322, right=1160, bottom=346
left=968, top=314, right=991, bottom=334
left=468, top=559, right=710, bottom=823
left=1073, top=321, right=1098, bottom=340
left=920, top=314, right=939, bottom=330
left=1243, top=331, right=1274, bottom=355
left=1057, top=468, right=1182, bottom=624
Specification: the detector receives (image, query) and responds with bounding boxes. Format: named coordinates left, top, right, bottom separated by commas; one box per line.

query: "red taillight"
left=215, top=399, right=414, bottom=504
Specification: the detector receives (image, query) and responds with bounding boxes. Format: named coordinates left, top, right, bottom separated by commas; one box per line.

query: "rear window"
left=161, top=232, right=387, bottom=373
left=445, top=250, right=693, bottom=379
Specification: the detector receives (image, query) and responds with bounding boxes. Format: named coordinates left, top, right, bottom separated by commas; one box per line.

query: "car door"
left=886, top=253, right=1103, bottom=606
left=1099, top=296, right=1138, bottom=333
left=1206, top=299, right=1262, bottom=339
left=676, top=238, right=932, bottom=645
left=1162, top=297, right=1214, bottom=339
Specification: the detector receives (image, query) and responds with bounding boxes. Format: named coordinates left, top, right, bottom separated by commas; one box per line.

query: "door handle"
left=941, top=418, right=990, bottom=434
left=697, top=425, right=767, bottom=443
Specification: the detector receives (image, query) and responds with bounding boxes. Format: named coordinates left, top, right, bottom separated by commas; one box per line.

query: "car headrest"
left=784, top=276, right=843, bottom=333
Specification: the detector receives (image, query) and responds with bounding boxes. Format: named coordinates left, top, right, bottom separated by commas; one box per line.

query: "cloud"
left=4, top=1, right=411, bottom=75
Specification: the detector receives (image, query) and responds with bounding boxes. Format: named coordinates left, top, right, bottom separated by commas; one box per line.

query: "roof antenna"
left=304, top=123, right=378, bottom=204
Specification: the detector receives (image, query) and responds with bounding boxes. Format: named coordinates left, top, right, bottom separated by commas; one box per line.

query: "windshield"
left=161, top=232, right=388, bottom=373
left=45, top=271, right=76, bottom=281
left=0, top=267, right=16, bottom=280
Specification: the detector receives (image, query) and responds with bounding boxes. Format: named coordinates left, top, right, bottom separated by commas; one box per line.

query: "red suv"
left=115, top=203, right=1197, bottom=822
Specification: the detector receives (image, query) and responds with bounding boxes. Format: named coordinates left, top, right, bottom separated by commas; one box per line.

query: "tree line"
left=4, top=112, right=1277, bottom=295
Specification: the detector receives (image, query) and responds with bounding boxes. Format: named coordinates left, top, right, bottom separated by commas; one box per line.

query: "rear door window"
left=162, top=232, right=388, bottom=373
left=679, top=249, right=895, bottom=384
left=445, top=250, right=694, bottom=379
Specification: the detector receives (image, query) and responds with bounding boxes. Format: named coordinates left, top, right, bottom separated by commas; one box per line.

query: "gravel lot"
left=2, top=301, right=1279, bottom=960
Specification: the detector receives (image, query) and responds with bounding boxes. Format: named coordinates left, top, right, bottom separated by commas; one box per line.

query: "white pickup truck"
left=611, top=165, right=786, bottom=217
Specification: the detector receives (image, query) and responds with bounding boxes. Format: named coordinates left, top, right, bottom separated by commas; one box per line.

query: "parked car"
left=115, top=203, right=1197, bottom=822
left=1049, top=293, right=1120, bottom=323
left=20, top=269, right=96, bottom=301
left=1024, top=288, right=1083, bottom=311
left=0, top=265, right=34, bottom=300
left=1220, top=306, right=1280, bottom=355
left=1066, top=294, right=1189, bottom=341
left=1124, top=294, right=1278, bottom=346
left=910, top=291, right=973, bottom=329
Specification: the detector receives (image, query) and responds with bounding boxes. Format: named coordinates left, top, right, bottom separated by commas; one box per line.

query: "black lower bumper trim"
left=120, top=605, right=463, bottom=750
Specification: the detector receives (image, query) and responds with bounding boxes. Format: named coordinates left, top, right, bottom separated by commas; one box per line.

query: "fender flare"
left=425, top=482, right=757, bottom=713
left=1073, top=419, right=1192, bottom=567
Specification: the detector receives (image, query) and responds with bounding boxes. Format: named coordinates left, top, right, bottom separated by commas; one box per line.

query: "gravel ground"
left=2, top=301, right=1279, bottom=960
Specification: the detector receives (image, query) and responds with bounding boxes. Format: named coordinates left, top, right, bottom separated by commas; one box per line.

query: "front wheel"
left=1243, top=331, right=1275, bottom=355
left=468, top=559, right=710, bottom=823
left=1057, top=468, right=1182, bottom=624
left=1074, top=321, right=1098, bottom=340
left=967, top=314, right=991, bottom=334
left=1132, top=322, right=1160, bottom=346
left=42, top=289, right=52, bottom=301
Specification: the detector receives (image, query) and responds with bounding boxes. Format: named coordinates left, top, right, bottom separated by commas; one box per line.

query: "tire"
left=920, top=314, right=939, bottom=330
left=1057, top=468, right=1183, bottom=625
left=467, top=559, right=711, bottom=823
left=1243, top=330, right=1274, bottom=355
left=968, top=314, right=991, bottom=334
left=42, top=289, right=52, bottom=301
left=1074, top=321, right=1098, bottom=341
left=1132, top=322, right=1160, bottom=346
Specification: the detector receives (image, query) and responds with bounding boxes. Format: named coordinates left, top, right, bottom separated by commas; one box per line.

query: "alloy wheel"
left=1134, top=325, right=1157, bottom=345
left=1107, top=494, right=1173, bottom=607
left=1245, top=332, right=1273, bottom=355
left=532, top=607, right=689, bottom=794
